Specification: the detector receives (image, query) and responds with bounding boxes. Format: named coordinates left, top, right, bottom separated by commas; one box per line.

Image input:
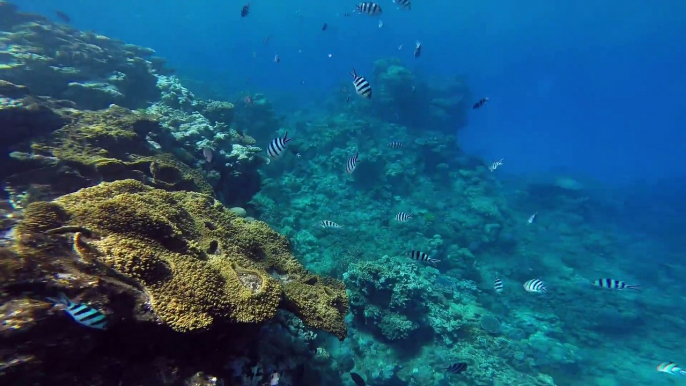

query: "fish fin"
left=47, top=292, right=70, bottom=306
left=429, top=259, right=441, bottom=265
left=627, top=284, right=641, bottom=290
left=283, top=131, right=292, bottom=143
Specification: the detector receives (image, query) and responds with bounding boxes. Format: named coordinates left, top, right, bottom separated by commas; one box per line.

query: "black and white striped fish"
left=388, top=141, right=403, bottom=149
left=657, top=362, right=686, bottom=376
left=346, top=151, right=359, bottom=174
left=488, top=158, right=504, bottom=172
left=240, top=3, right=250, bottom=17
left=592, top=278, right=640, bottom=290
left=523, top=279, right=546, bottom=293
left=267, top=132, right=292, bottom=158
left=320, top=220, right=342, bottom=229
left=409, top=250, right=440, bottom=265
left=393, top=0, right=411, bottom=10
left=46, top=293, right=107, bottom=329
left=494, top=276, right=503, bottom=293
left=350, top=69, right=372, bottom=99
left=395, top=212, right=412, bottom=222
left=356, top=2, right=382, bottom=15
left=473, top=97, right=489, bottom=109
left=446, top=362, right=467, bottom=374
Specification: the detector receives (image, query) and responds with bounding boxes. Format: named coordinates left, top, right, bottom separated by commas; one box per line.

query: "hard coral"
left=15, top=179, right=348, bottom=338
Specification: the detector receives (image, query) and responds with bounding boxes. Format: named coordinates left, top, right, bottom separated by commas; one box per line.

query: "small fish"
left=350, top=372, right=366, bottom=386
left=488, top=158, right=504, bottom=172
left=46, top=293, right=107, bottom=329
left=592, top=279, right=640, bottom=290
left=263, top=35, right=271, bottom=44
left=346, top=95, right=351, bottom=103
left=396, top=212, right=412, bottom=222
left=398, top=44, right=403, bottom=50
left=494, top=276, right=503, bottom=293
left=409, top=250, right=440, bottom=265
left=350, top=68, right=372, bottom=99
left=241, top=3, right=250, bottom=17
left=523, top=279, right=546, bottom=293
left=394, top=0, right=412, bottom=10
left=267, top=132, right=292, bottom=158
left=473, top=97, right=489, bottom=109
left=296, top=153, right=302, bottom=158
left=270, top=372, right=280, bottom=386
left=322, top=23, right=328, bottom=31
left=414, top=41, right=422, bottom=58
left=320, top=220, right=342, bottom=229
left=657, top=362, right=686, bottom=376
left=356, top=2, right=383, bottom=16
left=388, top=141, right=403, bottom=149
left=346, top=151, right=359, bottom=174
left=527, top=212, right=537, bottom=224
left=378, top=20, right=383, bottom=28
left=244, top=95, right=253, bottom=106
left=54, top=10, right=71, bottom=23
left=202, top=147, right=213, bottom=163
left=274, top=54, right=280, bottom=63
left=446, top=362, right=468, bottom=374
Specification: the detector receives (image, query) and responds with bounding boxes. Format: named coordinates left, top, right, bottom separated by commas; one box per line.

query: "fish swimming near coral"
left=388, top=141, right=403, bottom=149
left=494, top=275, right=503, bottom=293
left=350, top=372, right=366, bottom=386
left=320, top=220, right=342, bottom=229
left=592, top=279, right=640, bottom=290
left=409, top=250, right=440, bottom=265
left=523, top=279, right=546, bottom=293
left=394, top=0, right=412, bottom=10
left=46, top=293, right=107, bottom=329
left=267, top=132, right=292, bottom=158
left=446, top=362, right=468, bottom=374
left=346, top=151, right=359, bottom=173
left=473, top=97, right=489, bottom=109
left=241, top=3, right=250, bottom=17
left=356, top=2, right=383, bottom=16
left=488, top=158, right=504, bottom=172
left=414, top=41, right=422, bottom=58
left=203, top=147, right=213, bottom=163
left=396, top=212, right=412, bottom=222
left=350, top=68, right=372, bottom=99
left=657, top=362, right=686, bottom=376
left=54, top=10, right=71, bottom=23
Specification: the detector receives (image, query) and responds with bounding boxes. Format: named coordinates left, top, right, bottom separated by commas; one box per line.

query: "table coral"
left=14, top=179, right=348, bottom=338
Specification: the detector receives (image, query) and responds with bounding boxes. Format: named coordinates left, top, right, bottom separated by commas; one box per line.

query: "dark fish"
left=322, top=23, right=328, bottom=31
left=396, top=212, right=412, bottom=222
left=350, top=372, right=366, bottom=386
left=473, top=97, right=489, bottom=109
left=388, top=141, right=403, bottom=149
left=267, top=132, right=292, bottom=158
left=523, top=279, right=546, bottom=293
left=55, top=11, right=71, bottom=23
left=414, top=41, right=422, bottom=58
left=409, top=250, right=440, bottom=265
left=350, top=68, right=372, bottom=99
left=494, top=276, right=503, bottom=293
left=592, top=279, right=640, bottom=290
left=356, top=2, right=383, bottom=16
left=346, top=151, right=359, bottom=174
left=46, top=293, right=107, bottom=329
left=241, top=3, right=250, bottom=17
left=394, top=0, right=411, bottom=9
left=447, top=362, right=468, bottom=374
left=203, top=147, right=213, bottom=163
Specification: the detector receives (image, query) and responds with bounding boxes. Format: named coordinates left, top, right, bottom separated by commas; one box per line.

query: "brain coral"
left=15, top=179, right=348, bottom=339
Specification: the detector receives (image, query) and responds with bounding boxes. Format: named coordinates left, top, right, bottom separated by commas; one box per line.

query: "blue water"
left=10, top=1, right=686, bottom=385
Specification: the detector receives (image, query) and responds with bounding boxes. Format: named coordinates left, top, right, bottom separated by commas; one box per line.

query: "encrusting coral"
left=14, top=179, right=348, bottom=339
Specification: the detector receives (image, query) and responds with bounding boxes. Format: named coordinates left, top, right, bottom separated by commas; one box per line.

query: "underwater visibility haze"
left=1, top=0, right=685, bottom=385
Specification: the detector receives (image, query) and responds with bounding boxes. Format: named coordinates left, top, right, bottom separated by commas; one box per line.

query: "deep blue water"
left=15, top=0, right=686, bottom=186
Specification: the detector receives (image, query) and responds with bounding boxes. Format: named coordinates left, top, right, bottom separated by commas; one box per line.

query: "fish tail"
left=627, top=284, right=641, bottom=290
left=283, top=132, right=292, bottom=143
left=47, top=292, right=71, bottom=306
left=429, top=258, right=441, bottom=265
left=350, top=68, right=357, bottom=78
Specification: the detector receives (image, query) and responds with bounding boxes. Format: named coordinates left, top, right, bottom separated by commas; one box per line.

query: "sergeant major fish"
left=394, top=0, right=411, bottom=10
left=494, top=275, right=503, bottom=293
left=356, top=2, right=383, bottom=15
left=320, top=220, right=342, bottom=229
left=414, top=41, right=422, bottom=58
left=47, top=293, right=107, bottom=329
left=523, top=279, right=546, bottom=293
left=267, top=132, right=292, bottom=158
left=241, top=3, right=250, bottom=17
left=473, top=97, right=489, bottom=109
left=592, top=278, right=640, bottom=290
left=350, top=68, right=372, bottom=99
left=488, top=158, right=504, bottom=172
left=657, top=362, right=686, bottom=376
left=409, top=250, right=440, bottom=265
left=346, top=151, right=359, bottom=173
left=396, top=212, right=412, bottom=222
left=388, top=141, right=403, bottom=149
left=446, top=362, right=468, bottom=374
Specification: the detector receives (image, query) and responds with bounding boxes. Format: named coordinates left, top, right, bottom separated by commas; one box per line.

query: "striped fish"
left=488, top=158, right=504, bottom=172
left=592, top=278, right=640, bottom=290
left=356, top=2, right=382, bottom=15
left=494, top=276, right=503, bottom=293
left=267, top=132, right=292, bottom=158
left=320, top=220, right=342, bottom=229
left=657, top=362, right=686, bottom=376
left=523, top=279, right=546, bottom=293
left=394, top=0, right=411, bottom=10
left=395, top=212, right=412, bottom=222
left=473, top=97, right=489, bottom=109
left=346, top=151, right=359, bottom=174
left=47, top=293, right=107, bottom=329
left=388, top=141, right=403, bottom=149
left=446, top=362, right=467, bottom=374
left=409, top=250, right=440, bottom=265
left=350, top=69, right=372, bottom=99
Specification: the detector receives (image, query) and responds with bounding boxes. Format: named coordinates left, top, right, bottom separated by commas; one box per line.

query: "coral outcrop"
left=14, top=179, right=348, bottom=338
